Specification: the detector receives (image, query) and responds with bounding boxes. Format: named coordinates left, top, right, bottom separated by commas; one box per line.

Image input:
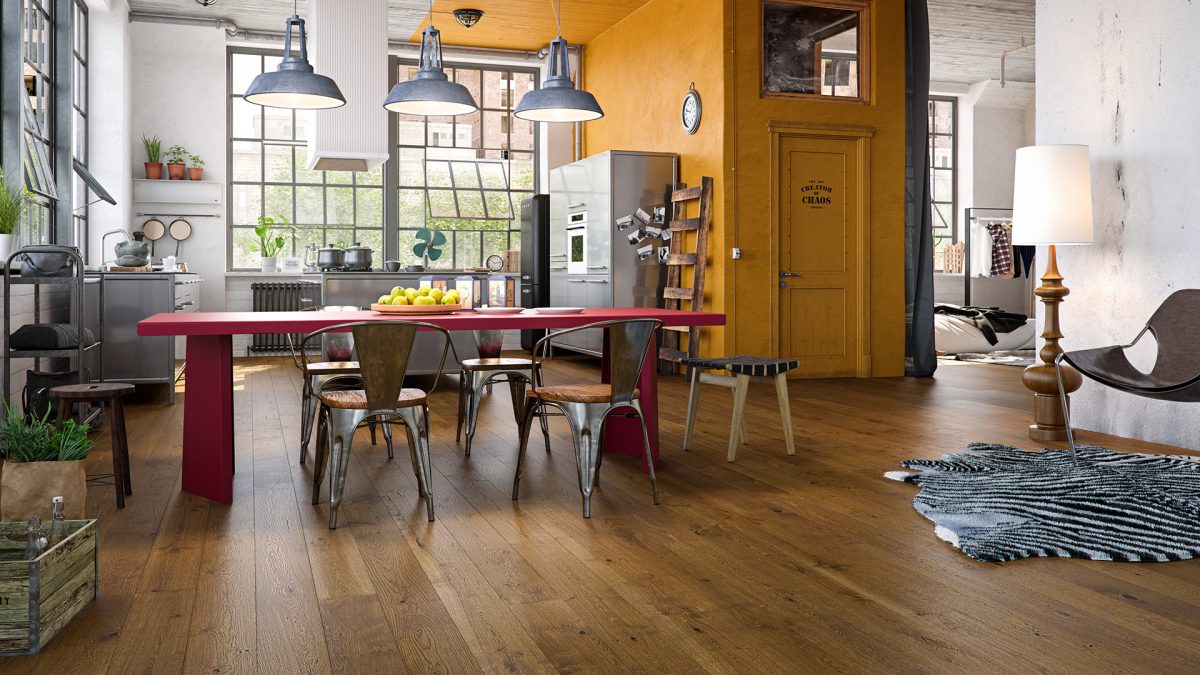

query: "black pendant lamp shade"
left=383, top=23, right=479, bottom=116
left=244, top=14, right=345, bottom=110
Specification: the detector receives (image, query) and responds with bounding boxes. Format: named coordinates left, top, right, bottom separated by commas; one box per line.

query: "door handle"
left=779, top=272, right=803, bottom=278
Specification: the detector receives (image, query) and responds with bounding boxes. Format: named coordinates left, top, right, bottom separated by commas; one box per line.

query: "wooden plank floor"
left=4, top=356, right=1200, bottom=673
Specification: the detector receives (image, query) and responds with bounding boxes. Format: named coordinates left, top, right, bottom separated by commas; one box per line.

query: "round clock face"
left=486, top=254, right=505, bottom=272
left=681, top=89, right=702, bottom=135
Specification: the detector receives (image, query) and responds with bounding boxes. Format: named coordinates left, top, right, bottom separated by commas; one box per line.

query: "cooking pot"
left=317, top=246, right=345, bottom=270
left=344, top=243, right=373, bottom=271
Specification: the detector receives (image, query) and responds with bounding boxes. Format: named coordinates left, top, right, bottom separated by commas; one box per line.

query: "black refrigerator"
left=520, top=194, right=550, bottom=352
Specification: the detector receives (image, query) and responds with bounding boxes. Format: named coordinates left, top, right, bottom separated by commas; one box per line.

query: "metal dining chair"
left=512, top=318, right=663, bottom=518
left=288, top=306, right=392, bottom=465
left=307, top=320, right=451, bottom=528
left=456, top=329, right=551, bottom=457
left=1056, top=289, right=1200, bottom=460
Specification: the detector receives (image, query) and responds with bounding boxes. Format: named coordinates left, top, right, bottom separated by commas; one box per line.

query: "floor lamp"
left=1011, top=145, right=1095, bottom=442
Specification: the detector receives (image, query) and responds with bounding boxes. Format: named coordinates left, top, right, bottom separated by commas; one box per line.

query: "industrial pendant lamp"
left=244, top=0, right=345, bottom=109
left=514, top=0, right=603, bottom=123
left=383, top=0, right=479, bottom=116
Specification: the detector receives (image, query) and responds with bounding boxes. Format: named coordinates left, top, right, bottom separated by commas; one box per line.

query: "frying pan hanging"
left=168, top=218, right=193, bottom=257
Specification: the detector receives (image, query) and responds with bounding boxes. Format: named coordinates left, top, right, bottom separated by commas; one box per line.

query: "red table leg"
left=182, top=334, right=234, bottom=503
left=601, top=330, right=660, bottom=470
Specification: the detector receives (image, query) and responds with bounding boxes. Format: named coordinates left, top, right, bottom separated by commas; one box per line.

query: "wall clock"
left=681, top=82, right=702, bottom=135
left=486, top=254, right=505, bottom=272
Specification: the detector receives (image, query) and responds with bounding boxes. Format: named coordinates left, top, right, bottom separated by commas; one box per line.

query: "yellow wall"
left=582, top=0, right=731, bottom=358
left=584, top=0, right=906, bottom=376
left=727, top=0, right=906, bottom=376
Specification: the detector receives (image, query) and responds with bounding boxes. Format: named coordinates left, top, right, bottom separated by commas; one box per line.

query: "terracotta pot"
left=187, top=167, right=204, bottom=181
left=144, top=162, right=164, bottom=180
left=166, top=162, right=186, bottom=180
left=0, top=459, right=86, bottom=522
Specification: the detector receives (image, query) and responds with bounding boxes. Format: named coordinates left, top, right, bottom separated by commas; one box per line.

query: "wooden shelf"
left=133, top=179, right=223, bottom=205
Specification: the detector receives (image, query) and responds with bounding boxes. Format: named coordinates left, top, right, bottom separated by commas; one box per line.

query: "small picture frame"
left=653, top=205, right=666, bottom=224
left=627, top=229, right=648, bottom=246
left=637, top=244, right=655, bottom=261
left=279, top=257, right=303, bottom=273
left=660, top=228, right=672, bottom=242
left=634, top=208, right=652, bottom=225
left=644, top=225, right=664, bottom=240
left=657, top=246, right=669, bottom=263
left=616, top=215, right=634, bottom=231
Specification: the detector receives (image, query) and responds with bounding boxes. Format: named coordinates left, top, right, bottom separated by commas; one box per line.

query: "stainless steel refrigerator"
left=548, top=151, right=678, bottom=356
left=519, top=194, right=550, bottom=352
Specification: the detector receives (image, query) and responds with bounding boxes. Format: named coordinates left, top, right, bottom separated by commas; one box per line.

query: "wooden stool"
left=50, top=383, right=135, bottom=508
left=680, top=356, right=798, bottom=462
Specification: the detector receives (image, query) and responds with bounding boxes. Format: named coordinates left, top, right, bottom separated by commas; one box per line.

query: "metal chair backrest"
left=1145, top=289, right=1200, bottom=380
left=534, top=318, right=663, bottom=406
left=350, top=321, right=452, bottom=412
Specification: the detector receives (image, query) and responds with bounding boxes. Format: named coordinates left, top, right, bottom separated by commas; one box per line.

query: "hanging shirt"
left=986, top=223, right=1013, bottom=277
left=970, top=222, right=992, bottom=277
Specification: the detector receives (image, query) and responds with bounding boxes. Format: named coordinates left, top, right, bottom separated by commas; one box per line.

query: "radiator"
left=249, top=281, right=322, bottom=354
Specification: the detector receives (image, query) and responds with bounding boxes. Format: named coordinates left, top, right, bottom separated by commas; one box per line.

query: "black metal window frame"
left=224, top=47, right=540, bottom=271
left=226, top=48, right=387, bottom=271
left=928, top=95, right=957, bottom=273
left=70, top=0, right=87, bottom=257
left=20, top=0, right=56, bottom=246
left=392, top=56, right=539, bottom=271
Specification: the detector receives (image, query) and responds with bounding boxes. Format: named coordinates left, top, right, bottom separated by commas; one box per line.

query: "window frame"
left=759, top=0, right=872, bottom=105
left=928, top=95, right=957, bottom=273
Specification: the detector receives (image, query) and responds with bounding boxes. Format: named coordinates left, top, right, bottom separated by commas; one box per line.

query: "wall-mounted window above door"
left=761, top=0, right=871, bottom=103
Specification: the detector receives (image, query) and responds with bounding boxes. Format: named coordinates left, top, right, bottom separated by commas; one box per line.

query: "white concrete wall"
left=86, top=0, right=133, bottom=265
left=129, top=21, right=228, bottom=317
left=1037, top=0, right=1199, bottom=448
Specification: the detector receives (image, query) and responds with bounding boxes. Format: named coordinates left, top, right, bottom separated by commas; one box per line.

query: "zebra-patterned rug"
left=887, top=443, right=1200, bottom=563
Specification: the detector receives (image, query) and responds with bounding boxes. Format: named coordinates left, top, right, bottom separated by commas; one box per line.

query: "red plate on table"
left=371, top=303, right=462, bottom=315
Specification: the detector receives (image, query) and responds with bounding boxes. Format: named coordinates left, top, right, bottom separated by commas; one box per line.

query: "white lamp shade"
left=1011, top=145, right=1095, bottom=245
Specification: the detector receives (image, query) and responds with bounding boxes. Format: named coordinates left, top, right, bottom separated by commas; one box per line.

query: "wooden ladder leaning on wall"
left=658, top=176, right=714, bottom=375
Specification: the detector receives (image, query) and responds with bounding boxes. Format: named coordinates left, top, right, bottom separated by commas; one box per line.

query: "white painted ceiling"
left=128, top=0, right=1036, bottom=85
left=929, top=0, right=1035, bottom=85
left=126, top=0, right=430, bottom=39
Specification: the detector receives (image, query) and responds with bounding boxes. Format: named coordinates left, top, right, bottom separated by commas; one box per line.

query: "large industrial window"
left=929, top=96, right=956, bottom=273
left=21, top=0, right=57, bottom=246
left=227, top=50, right=386, bottom=270
left=70, top=0, right=88, bottom=251
left=393, top=61, right=536, bottom=270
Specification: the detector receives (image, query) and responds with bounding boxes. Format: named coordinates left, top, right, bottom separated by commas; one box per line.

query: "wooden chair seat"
left=681, top=355, right=797, bottom=461
left=50, top=382, right=135, bottom=508
left=460, top=357, right=533, bottom=371
left=528, top=383, right=640, bottom=404
left=305, top=361, right=361, bottom=376
left=48, top=382, right=135, bottom=400
left=682, top=355, right=799, bottom=378
left=319, top=388, right=427, bottom=410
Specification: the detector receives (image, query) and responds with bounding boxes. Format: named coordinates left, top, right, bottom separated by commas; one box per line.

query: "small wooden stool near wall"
left=50, top=383, right=135, bottom=508
left=680, top=356, right=798, bottom=462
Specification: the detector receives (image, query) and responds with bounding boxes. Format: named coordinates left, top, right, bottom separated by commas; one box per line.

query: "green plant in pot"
left=187, top=154, right=205, bottom=181
left=142, top=134, right=163, bottom=179
left=0, top=169, right=32, bottom=263
left=410, top=227, right=446, bottom=272
left=251, top=215, right=292, bottom=273
left=165, top=144, right=188, bottom=180
left=0, top=405, right=90, bottom=521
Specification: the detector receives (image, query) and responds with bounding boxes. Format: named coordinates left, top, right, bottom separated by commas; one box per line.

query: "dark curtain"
left=904, top=0, right=936, bottom=377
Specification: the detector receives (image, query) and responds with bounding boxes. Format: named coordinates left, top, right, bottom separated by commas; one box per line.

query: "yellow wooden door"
left=775, top=129, right=871, bottom=378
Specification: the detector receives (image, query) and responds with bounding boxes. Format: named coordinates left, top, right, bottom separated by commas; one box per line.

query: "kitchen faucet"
left=101, top=229, right=130, bottom=268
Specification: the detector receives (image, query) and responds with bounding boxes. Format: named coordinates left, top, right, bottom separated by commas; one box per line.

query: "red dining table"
left=138, top=307, right=725, bottom=503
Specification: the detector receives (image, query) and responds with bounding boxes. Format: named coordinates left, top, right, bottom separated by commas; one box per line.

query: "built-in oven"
left=566, top=210, right=587, bottom=274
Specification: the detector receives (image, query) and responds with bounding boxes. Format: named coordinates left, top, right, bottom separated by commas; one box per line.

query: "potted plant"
left=0, top=169, right=32, bottom=262
left=187, top=154, right=205, bottom=181
left=410, top=227, right=446, bottom=272
left=251, top=215, right=291, bottom=273
left=0, top=405, right=90, bottom=521
left=142, top=134, right=163, bottom=179
left=165, top=144, right=188, bottom=180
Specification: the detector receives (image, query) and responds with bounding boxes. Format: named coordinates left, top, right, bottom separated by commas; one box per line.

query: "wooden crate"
left=0, top=519, right=98, bottom=655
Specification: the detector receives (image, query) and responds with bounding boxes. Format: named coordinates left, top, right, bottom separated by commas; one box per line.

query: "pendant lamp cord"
left=429, top=0, right=435, bottom=28
left=551, top=0, right=562, bottom=36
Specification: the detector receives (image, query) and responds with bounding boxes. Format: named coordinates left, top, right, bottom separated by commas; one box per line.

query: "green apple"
left=377, top=295, right=391, bottom=305
left=393, top=295, right=409, bottom=305
left=404, top=288, right=418, bottom=301
left=390, top=286, right=403, bottom=297
left=430, top=288, right=444, bottom=302
left=442, top=295, right=457, bottom=305
left=417, top=286, right=431, bottom=297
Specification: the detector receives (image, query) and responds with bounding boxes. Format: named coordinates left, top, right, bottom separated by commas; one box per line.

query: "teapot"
left=114, top=231, right=151, bottom=267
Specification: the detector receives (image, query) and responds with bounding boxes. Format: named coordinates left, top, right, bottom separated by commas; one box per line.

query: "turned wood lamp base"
left=1021, top=245, right=1083, bottom=442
